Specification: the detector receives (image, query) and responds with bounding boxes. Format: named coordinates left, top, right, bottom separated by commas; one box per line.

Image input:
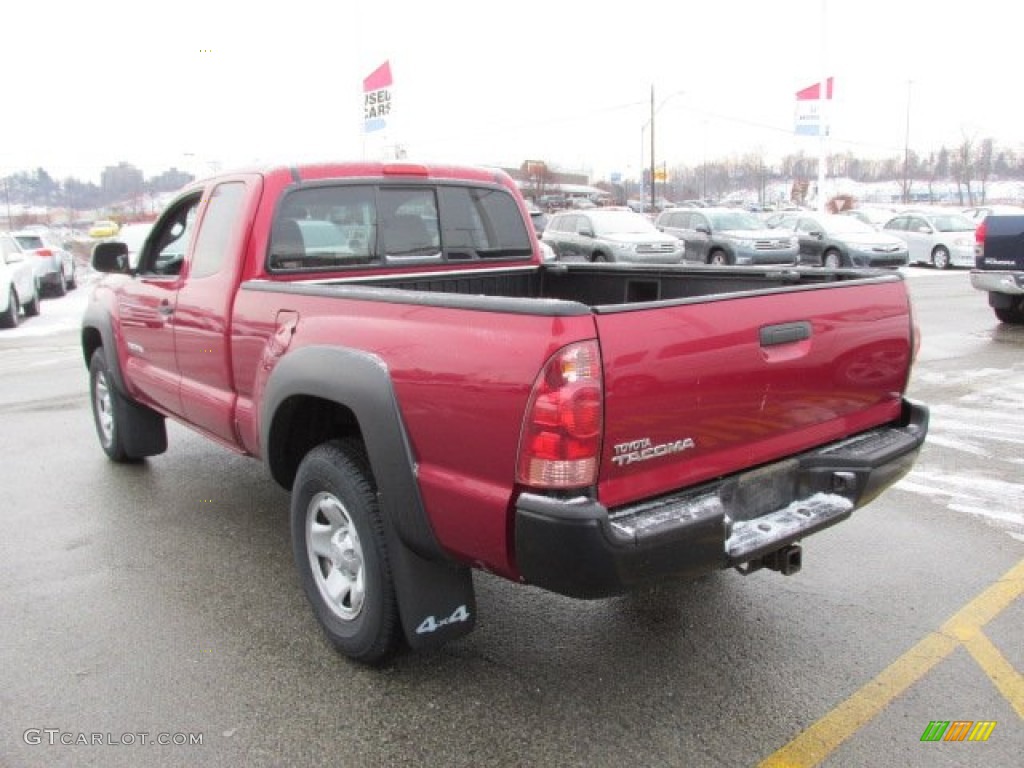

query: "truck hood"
left=593, top=279, right=911, bottom=509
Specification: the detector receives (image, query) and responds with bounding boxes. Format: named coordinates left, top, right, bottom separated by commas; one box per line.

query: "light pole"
left=641, top=87, right=685, bottom=212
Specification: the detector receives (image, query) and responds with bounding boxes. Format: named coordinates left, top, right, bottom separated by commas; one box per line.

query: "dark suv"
left=655, top=207, right=798, bottom=265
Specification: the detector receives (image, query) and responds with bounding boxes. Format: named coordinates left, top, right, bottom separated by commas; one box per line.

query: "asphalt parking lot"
left=0, top=267, right=1020, bottom=767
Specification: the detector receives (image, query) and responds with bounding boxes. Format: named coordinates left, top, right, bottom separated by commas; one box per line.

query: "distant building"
left=101, top=162, right=144, bottom=202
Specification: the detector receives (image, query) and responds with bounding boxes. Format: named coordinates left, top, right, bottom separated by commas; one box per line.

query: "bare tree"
left=975, top=138, right=994, bottom=204
left=955, top=132, right=975, bottom=205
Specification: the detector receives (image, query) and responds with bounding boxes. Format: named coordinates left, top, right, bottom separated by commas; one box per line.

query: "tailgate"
left=595, top=279, right=912, bottom=509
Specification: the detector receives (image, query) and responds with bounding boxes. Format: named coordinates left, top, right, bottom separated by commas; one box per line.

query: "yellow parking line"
left=960, top=630, right=1024, bottom=720
left=760, top=558, right=1024, bottom=768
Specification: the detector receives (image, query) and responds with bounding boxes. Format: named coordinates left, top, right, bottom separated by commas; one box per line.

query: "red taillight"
left=516, top=341, right=603, bottom=489
left=974, top=221, right=986, bottom=260
left=35, top=248, right=53, bottom=258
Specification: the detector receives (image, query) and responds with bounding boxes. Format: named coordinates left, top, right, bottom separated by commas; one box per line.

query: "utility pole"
left=650, top=85, right=656, bottom=214
left=903, top=80, right=913, bottom=204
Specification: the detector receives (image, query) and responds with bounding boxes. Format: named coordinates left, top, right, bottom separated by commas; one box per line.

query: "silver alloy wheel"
left=824, top=251, right=841, bottom=268
left=93, top=369, right=115, bottom=448
left=932, top=246, right=950, bottom=270
left=306, top=492, right=366, bottom=621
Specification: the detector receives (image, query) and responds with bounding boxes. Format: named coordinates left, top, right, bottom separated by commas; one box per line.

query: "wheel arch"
left=261, top=345, right=442, bottom=560
left=81, top=306, right=128, bottom=393
left=265, top=345, right=476, bottom=650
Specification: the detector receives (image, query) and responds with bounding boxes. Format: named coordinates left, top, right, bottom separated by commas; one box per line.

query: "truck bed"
left=248, top=262, right=901, bottom=312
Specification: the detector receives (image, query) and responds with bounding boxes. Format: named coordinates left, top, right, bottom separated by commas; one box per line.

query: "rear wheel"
left=66, top=264, right=77, bottom=290
left=291, top=440, right=401, bottom=664
left=0, top=289, right=19, bottom=328
left=52, top=269, right=67, bottom=297
left=823, top=250, right=842, bottom=269
left=708, top=250, right=731, bottom=266
left=591, top=251, right=611, bottom=263
left=931, top=246, right=951, bottom=270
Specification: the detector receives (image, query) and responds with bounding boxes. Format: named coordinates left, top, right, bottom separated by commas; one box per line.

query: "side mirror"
left=92, top=241, right=132, bottom=274
left=808, top=230, right=824, bottom=239
left=917, top=225, right=932, bottom=234
left=579, top=227, right=595, bottom=238
left=695, top=225, right=711, bottom=235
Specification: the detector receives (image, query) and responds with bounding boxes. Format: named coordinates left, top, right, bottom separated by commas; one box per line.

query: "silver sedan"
left=882, top=210, right=976, bottom=269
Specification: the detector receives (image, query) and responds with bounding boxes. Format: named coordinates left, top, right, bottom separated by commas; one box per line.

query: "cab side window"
left=189, top=182, right=246, bottom=279
left=140, top=194, right=201, bottom=276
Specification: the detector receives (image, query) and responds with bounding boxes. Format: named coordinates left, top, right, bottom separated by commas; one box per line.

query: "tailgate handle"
left=760, top=321, right=811, bottom=347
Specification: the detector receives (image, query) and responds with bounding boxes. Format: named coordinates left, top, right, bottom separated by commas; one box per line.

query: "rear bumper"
left=514, top=398, right=928, bottom=598
left=970, top=270, right=1024, bottom=296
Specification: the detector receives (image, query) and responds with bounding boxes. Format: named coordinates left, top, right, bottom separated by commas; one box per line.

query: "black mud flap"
left=382, top=523, right=477, bottom=651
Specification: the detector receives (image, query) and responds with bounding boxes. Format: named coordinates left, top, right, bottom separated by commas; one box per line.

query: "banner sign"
left=363, top=61, right=393, bottom=133
left=794, top=77, right=833, bottom=137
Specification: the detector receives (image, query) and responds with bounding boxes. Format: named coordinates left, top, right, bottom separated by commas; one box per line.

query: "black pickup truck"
left=971, top=215, right=1024, bottom=324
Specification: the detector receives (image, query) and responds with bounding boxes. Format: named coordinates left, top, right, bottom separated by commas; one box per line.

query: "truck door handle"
left=760, top=321, right=811, bottom=347
left=158, top=302, right=174, bottom=317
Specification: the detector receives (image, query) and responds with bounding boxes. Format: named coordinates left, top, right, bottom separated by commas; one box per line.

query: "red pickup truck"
left=83, top=162, right=928, bottom=663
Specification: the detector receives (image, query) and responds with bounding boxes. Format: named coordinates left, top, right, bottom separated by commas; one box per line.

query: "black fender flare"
left=261, top=346, right=476, bottom=650
left=81, top=303, right=128, bottom=393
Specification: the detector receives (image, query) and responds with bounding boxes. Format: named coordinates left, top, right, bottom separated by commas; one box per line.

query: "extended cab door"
left=117, top=195, right=200, bottom=415
left=173, top=177, right=260, bottom=447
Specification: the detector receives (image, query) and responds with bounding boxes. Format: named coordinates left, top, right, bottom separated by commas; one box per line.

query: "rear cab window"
left=267, top=181, right=533, bottom=272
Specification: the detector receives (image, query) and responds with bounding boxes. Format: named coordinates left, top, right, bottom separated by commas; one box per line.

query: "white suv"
left=541, top=209, right=685, bottom=263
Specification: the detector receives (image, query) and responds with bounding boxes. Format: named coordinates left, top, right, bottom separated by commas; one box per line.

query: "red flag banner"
left=364, top=61, right=393, bottom=133
left=795, top=77, right=833, bottom=136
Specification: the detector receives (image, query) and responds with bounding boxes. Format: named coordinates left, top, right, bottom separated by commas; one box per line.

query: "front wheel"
left=708, top=250, right=731, bottom=266
left=994, top=305, right=1024, bottom=325
left=291, top=440, right=401, bottom=664
left=0, top=289, right=19, bottom=328
left=823, top=250, right=842, bottom=269
left=590, top=251, right=611, bottom=263
left=931, top=246, right=951, bottom=270
left=23, top=281, right=40, bottom=317
left=89, top=348, right=167, bottom=461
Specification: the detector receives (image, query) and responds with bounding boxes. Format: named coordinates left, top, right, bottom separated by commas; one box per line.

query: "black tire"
left=0, top=289, right=19, bottom=328
left=994, top=305, right=1024, bottom=325
left=88, top=348, right=167, bottom=462
left=708, top=250, right=730, bottom=266
left=823, top=250, right=842, bottom=269
left=23, top=281, right=40, bottom=317
left=291, top=440, right=401, bottom=664
left=591, top=251, right=611, bottom=263
left=931, top=246, right=951, bottom=270
left=52, top=269, right=67, bottom=297
left=66, top=266, right=77, bottom=290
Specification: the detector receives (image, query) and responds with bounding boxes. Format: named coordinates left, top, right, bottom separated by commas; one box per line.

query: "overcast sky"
left=3, top=0, right=1018, bottom=184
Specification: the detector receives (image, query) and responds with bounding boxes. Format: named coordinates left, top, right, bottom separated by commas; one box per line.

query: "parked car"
left=773, top=214, right=909, bottom=268
left=12, top=229, right=77, bottom=295
left=655, top=207, right=799, bottom=265
left=524, top=203, right=549, bottom=237
left=542, top=208, right=685, bottom=263
left=839, top=206, right=899, bottom=230
left=88, top=220, right=120, bottom=239
left=0, top=233, right=41, bottom=328
left=882, top=210, right=976, bottom=269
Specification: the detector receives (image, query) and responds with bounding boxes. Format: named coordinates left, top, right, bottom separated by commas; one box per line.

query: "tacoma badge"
left=612, top=437, right=696, bottom=467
